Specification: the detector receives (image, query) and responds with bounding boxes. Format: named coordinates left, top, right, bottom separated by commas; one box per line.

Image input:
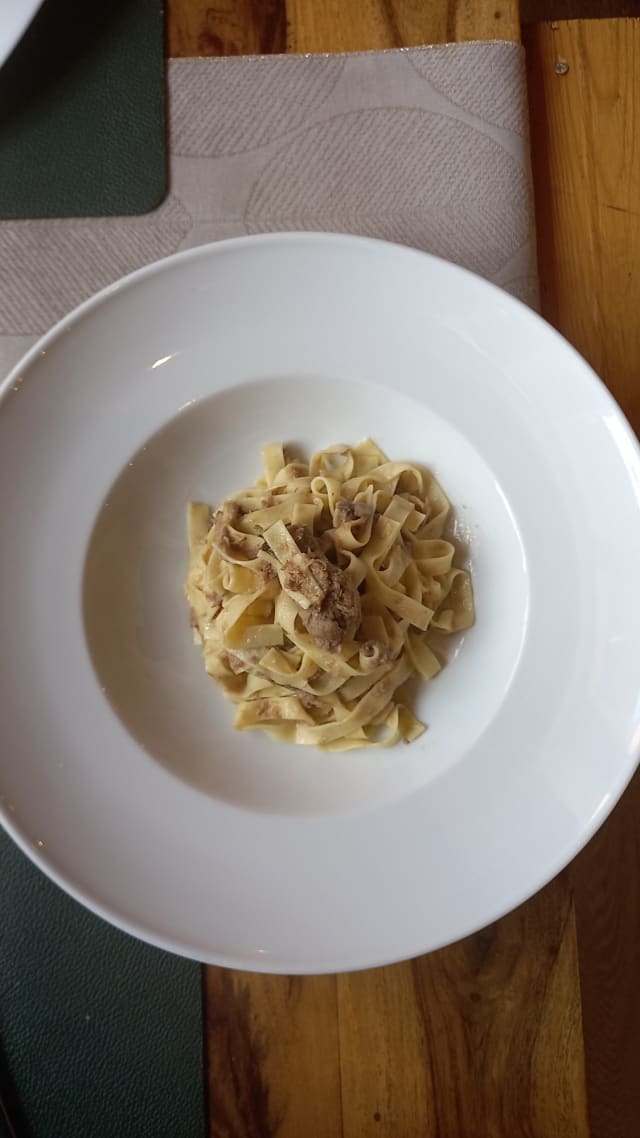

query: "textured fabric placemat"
left=0, top=830, right=205, bottom=1138
left=0, top=0, right=166, bottom=219
left=0, top=41, right=537, bottom=377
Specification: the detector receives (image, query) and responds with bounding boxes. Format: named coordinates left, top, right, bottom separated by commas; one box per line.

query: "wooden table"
left=168, top=5, right=640, bottom=1135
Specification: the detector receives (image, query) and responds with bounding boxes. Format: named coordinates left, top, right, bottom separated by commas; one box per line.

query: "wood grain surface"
left=167, top=0, right=519, bottom=56
left=164, top=5, right=640, bottom=1136
left=204, top=971, right=342, bottom=1136
left=525, top=19, right=640, bottom=1138
left=205, top=877, right=588, bottom=1138
left=526, top=18, right=640, bottom=425
left=338, top=880, right=587, bottom=1138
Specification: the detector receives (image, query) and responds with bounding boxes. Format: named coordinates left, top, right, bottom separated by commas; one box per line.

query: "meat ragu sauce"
left=184, top=440, right=474, bottom=749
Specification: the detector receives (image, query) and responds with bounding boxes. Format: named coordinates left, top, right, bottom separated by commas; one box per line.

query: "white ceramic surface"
left=1, top=233, right=640, bottom=973
left=0, top=0, right=42, bottom=69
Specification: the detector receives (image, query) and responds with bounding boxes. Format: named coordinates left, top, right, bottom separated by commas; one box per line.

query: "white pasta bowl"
left=1, top=233, right=640, bottom=972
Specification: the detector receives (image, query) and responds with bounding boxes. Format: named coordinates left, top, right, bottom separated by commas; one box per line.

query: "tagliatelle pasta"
left=185, top=440, right=474, bottom=750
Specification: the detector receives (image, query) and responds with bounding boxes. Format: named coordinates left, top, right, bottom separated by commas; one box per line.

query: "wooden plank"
left=338, top=879, right=588, bottom=1138
left=167, top=0, right=286, bottom=57
left=570, top=776, right=640, bottom=1138
left=525, top=17, right=640, bottom=425
left=286, top=0, right=519, bottom=52
left=168, top=0, right=519, bottom=58
left=204, top=970, right=342, bottom=1138
left=524, top=17, right=640, bottom=1138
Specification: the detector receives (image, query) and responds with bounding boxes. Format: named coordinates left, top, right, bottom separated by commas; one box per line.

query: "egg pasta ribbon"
left=185, top=440, right=474, bottom=750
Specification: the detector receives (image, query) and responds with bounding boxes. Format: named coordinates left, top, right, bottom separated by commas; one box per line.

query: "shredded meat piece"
left=286, top=524, right=321, bottom=554
left=286, top=523, right=333, bottom=556
left=279, top=525, right=361, bottom=650
left=333, top=499, right=373, bottom=527
left=301, top=570, right=361, bottom=649
left=203, top=589, right=223, bottom=614
left=213, top=502, right=253, bottom=558
left=298, top=691, right=318, bottom=710
left=257, top=558, right=276, bottom=581
left=280, top=560, right=315, bottom=599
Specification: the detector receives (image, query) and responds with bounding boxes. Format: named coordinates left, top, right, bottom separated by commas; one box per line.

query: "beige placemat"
left=0, top=41, right=537, bottom=379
